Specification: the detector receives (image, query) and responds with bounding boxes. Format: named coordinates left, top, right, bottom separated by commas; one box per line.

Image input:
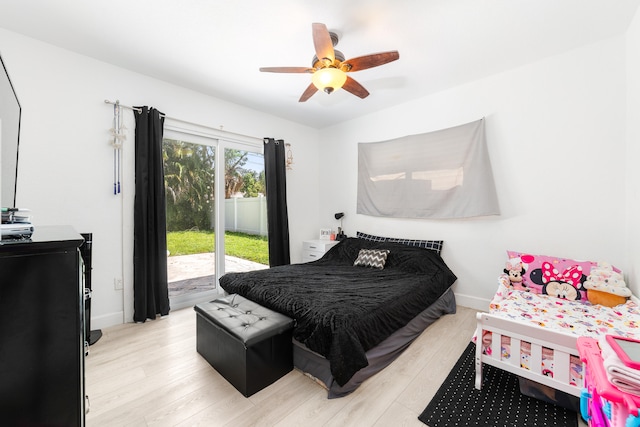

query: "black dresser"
left=0, top=225, right=86, bottom=426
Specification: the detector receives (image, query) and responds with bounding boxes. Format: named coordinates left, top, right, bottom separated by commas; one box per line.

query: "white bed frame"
left=475, top=312, right=583, bottom=397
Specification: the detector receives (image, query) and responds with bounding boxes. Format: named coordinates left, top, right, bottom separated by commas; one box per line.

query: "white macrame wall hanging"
left=109, top=100, right=127, bottom=195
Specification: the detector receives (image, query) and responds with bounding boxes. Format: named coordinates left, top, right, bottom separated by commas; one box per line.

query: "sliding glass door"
left=221, top=147, right=268, bottom=275
left=163, top=130, right=268, bottom=309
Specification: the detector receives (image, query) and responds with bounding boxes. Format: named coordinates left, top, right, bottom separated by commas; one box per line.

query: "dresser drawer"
left=302, top=249, right=325, bottom=262
left=301, top=240, right=339, bottom=263
left=302, top=240, right=338, bottom=252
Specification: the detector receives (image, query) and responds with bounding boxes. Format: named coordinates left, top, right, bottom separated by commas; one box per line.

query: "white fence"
left=224, top=196, right=267, bottom=236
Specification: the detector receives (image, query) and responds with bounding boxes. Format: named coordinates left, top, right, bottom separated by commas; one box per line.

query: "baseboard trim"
left=454, top=292, right=490, bottom=312
left=91, top=292, right=490, bottom=329
left=91, top=311, right=124, bottom=330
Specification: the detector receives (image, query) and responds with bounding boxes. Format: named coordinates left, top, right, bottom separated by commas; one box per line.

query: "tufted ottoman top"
left=194, top=294, right=294, bottom=347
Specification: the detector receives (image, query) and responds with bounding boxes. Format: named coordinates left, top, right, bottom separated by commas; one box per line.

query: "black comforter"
left=219, top=237, right=457, bottom=386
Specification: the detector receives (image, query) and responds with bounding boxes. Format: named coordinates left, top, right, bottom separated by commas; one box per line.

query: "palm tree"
left=224, top=149, right=248, bottom=198
left=163, top=142, right=262, bottom=230
left=163, top=139, right=215, bottom=230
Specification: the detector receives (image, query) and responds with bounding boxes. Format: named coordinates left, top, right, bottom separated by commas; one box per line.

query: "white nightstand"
left=302, top=239, right=340, bottom=262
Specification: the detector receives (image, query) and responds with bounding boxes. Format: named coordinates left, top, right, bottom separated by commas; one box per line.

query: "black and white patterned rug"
left=418, top=342, right=578, bottom=427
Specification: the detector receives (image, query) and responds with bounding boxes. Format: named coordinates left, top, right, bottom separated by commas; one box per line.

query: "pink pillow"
left=506, top=250, right=606, bottom=301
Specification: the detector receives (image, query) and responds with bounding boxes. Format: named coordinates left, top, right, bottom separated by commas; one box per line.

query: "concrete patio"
left=167, top=253, right=268, bottom=298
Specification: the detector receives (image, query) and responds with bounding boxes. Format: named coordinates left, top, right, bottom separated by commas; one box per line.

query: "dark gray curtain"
left=263, top=138, right=290, bottom=266
left=133, top=106, right=170, bottom=322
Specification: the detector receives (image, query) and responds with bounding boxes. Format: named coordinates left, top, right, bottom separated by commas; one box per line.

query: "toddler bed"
left=475, top=252, right=640, bottom=400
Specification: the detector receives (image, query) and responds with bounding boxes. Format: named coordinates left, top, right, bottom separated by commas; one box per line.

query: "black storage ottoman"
left=194, top=294, right=294, bottom=397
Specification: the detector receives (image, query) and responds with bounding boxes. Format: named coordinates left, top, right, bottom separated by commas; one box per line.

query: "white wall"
left=626, top=8, right=640, bottom=296
left=1, top=23, right=636, bottom=324
left=319, top=36, right=629, bottom=309
left=0, top=28, right=321, bottom=328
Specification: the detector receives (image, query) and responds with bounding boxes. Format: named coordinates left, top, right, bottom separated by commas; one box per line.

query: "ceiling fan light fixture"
left=259, top=23, right=398, bottom=101
left=312, top=67, right=347, bottom=94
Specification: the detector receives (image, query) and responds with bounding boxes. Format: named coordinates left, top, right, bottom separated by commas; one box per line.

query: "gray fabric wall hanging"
left=357, top=118, right=500, bottom=219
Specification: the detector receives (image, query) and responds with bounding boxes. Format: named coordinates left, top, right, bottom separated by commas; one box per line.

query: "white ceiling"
left=0, top=0, right=638, bottom=129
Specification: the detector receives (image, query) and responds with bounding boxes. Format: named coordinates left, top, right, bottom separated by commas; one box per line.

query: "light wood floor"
left=84, top=306, right=583, bottom=426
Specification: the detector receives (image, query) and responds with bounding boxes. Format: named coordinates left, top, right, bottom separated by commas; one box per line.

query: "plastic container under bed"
left=578, top=337, right=640, bottom=427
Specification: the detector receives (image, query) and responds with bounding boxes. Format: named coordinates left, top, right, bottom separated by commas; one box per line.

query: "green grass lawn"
left=166, top=230, right=269, bottom=265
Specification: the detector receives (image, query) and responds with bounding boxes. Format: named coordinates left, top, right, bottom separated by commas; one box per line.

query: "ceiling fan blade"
left=312, top=23, right=335, bottom=63
left=298, top=83, right=318, bottom=102
left=259, top=67, right=312, bottom=73
left=343, top=51, right=400, bottom=72
left=342, top=76, right=369, bottom=99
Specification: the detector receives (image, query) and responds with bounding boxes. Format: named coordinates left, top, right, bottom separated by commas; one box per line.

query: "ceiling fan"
left=259, top=23, right=400, bottom=102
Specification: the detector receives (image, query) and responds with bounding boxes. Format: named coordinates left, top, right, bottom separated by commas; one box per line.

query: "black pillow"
left=356, top=231, right=443, bottom=254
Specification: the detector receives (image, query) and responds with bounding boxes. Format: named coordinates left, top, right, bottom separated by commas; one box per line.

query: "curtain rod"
left=104, top=99, right=262, bottom=144
left=104, top=99, right=145, bottom=114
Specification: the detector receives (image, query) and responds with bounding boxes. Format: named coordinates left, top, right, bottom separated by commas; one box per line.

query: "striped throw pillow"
left=353, top=249, right=390, bottom=269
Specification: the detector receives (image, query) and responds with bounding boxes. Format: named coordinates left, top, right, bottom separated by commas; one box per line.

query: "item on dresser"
left=334, top=212, right=347, bottom=240
left=1, top=208, right=33, bottom=239
left=1, top=207, right=31, bottom=223
left=319, top=228, right=332, bottom=240
left=0, top=222, right=34, bottom=239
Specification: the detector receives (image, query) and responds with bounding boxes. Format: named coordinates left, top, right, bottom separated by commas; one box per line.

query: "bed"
left=219, top=235, right=458, bottom=398
left=475, top=272, right=640, bottom=399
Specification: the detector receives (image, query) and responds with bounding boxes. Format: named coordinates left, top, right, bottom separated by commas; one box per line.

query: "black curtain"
left=133, top=106, right=170, bottom=322
left=263, top=138, right=290, bottom=266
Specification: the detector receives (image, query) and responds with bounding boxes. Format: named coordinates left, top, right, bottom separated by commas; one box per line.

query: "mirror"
left=0, top=52, right=21, bottom=208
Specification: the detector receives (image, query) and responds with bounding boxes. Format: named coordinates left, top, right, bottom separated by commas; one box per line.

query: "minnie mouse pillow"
left=505, top=250, right=616, bottom=301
